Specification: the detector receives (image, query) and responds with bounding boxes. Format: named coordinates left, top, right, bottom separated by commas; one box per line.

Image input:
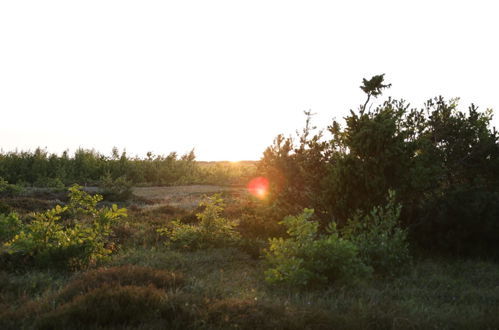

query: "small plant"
left=3, top=185, right=127, bottom=269
left=264, top=209, right=371, bottom=287
left=0, top=177, right=23, bottom=197
left=342, top=190, right=410, bottom=275
left=158, top=194, right=240, bottom=250
left=99, top=173, right=133, bottom=201
left=0, top=212, right=23, bottom=243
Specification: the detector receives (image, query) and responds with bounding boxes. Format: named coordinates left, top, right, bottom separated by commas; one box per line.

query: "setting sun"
left=247, top=177, right=269, bottom=199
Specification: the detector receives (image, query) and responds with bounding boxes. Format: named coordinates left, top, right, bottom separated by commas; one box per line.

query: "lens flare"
left=247, top=177, right=269, bottom=199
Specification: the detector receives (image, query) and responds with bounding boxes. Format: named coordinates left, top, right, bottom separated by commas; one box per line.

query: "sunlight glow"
left=247, top=177, right=269, bottom=199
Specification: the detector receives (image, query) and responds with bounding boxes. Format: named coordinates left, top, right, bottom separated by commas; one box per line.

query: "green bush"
left=0, top=177, right=23, bottom=197
left=158, top=194, right=240, bottom=250
left=2, top=185, right=127, bottom=270
left=342, top=190, right=411, bottom=275
left=259, top=75, right=499, bottom=256
left=264, top=209, right=371, bottom=287
left=0, top=212, right=22, bottom=243
left=99, top=172, right=133, bottom=201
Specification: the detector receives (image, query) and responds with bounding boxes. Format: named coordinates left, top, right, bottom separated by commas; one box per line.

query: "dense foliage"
left=264, top=192, right=410, bottom=287
left=264, top=208, right=370, bottom=287
left=158, top=194, right=241, bottom=250
left=0, top=148, right=256, bottom=187
left=259, top=75, right=499, bottom=256
left=342, top=190, right=410, bottom=275
left=0, top=177, right=23, bottom=197
left=1, top=185, right=127, bottom=269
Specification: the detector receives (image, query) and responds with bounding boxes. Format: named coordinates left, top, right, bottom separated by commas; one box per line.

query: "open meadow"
left=1, top=184, right=498, bottom=329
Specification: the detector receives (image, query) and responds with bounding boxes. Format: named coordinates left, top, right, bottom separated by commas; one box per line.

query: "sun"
left=247, top=177, right=269, bottom=199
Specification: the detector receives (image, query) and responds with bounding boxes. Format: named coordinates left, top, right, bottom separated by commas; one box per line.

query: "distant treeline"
left=0, top=148, right=257, bottom=187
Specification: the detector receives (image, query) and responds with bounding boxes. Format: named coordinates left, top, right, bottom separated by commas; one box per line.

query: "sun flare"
left=247, top=177, right=269, bottom=199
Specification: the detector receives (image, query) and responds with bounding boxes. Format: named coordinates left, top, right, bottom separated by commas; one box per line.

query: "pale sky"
left=1, top=1, right=498, bottom=161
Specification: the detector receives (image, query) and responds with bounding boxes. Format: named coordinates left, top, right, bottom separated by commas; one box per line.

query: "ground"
left=1, top=186, right=498, bottom=329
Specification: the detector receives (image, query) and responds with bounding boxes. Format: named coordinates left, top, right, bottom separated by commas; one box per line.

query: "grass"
left=107, top=246, right=499, bottom=329
left=1, top=187, right=498, bottom=329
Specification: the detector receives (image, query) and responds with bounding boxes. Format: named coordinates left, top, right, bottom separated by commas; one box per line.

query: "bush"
left=2, top=185, right=127, bottom=270
left=413, top=187, right=499, bottom=257
left=0, top=213, right=22, bottom=243
left=0, top=177, right=23, bottom=197
left=342, top=190, right=411, bottom=275
left=259, top=75, right=499, bottom=256
left=158, top=194, right=240, bottom=250
left=99, top=173, right=133, bottom=201
left=264, top=209, right=371, bottom=287
left=233, top=202, right=287, bottom=241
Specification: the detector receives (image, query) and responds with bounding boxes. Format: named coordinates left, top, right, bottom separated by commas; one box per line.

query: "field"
left=1, top=83, right=499, bottom=328
left=1, top=186, right=498, bottom=329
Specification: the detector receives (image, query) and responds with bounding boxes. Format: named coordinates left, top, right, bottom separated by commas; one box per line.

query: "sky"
left=1, top=1, right=498, bottom=161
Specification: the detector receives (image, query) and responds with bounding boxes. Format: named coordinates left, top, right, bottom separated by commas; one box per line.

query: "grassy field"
left=1, top=186, right=498, bottom=329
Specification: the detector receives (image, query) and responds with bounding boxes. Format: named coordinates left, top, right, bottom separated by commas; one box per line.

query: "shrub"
left=259, top=75, right=499, bottom=256
left=0, top=177, right=23, bottom=197
left=99, top=173, right=133, bottom=201
left=0, top=212, right=22, bottom=243
left=158, top=194, right=240, bottom=250
left=264, top=209, right=371, bottom=287
left=234, top=203, right=287, bottom=241
left=342, top=190, right=411, bottom=275
left=2, top=185, right=127, bottom=269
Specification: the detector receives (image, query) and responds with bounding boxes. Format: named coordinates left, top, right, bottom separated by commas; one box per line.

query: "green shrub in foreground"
left=158, top=194, right=240, bottom=250
left=342, top=190, right=411, bottom=275
left=2, top=185, right=127, bottom=270
left=0, top=212, right=22, bottom=243
left=264, top=208, right=371, bottom=287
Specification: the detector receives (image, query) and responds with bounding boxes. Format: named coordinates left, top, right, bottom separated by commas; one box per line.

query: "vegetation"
left=158, top=194, right=241, bottom=250
left=0, top=149, right=256, bottom=188
left=264, top=208, right=371, bottom=287
left=0, top=75, right=498, bottom=328
left=342, top=190, right=411, bottom=276
left=259, top=74, right=499, bottom=256
left=0, top=177, right=23, bottom=197
left=1, top=185, right=127, bottom=270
